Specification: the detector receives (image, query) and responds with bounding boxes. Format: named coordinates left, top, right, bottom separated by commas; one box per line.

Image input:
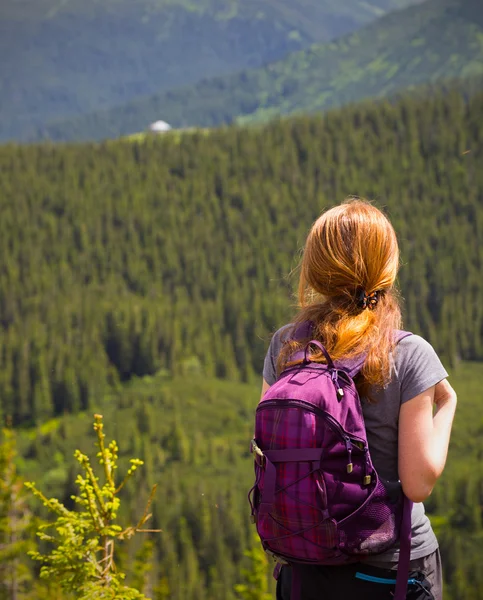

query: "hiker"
left=253, top=199, right=456, bottom=600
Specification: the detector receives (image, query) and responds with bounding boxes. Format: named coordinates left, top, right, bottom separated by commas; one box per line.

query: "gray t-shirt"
left=262, top=325, right=448, bottom=562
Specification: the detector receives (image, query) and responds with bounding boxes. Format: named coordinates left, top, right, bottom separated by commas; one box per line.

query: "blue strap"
left=355, top=572, right=420, bottom=585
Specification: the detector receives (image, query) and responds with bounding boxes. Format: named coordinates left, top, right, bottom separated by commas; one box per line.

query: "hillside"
left=1, top=82, right=483, bottom=599
left=1, top=85, right=482, bottom=426
left=8, top=364, right=483, bottom=599
left=0, top=0, right=419, bottom=142
left=34, top=0, right=483, bottom=142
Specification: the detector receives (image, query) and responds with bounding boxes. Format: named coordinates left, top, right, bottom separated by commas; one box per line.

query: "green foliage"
left=1, top=86, right=483, bottom=425
left=130, top=539, right=156, bottom=597
left=234, top=534, right=273, bottom=600
left=424, top=362, right=483, bottom=599
left=0, top=429, right=34, bottom=599
left=0, top=82, right=483, bottom=598
left=38, top=0, right=483, bottom=141
left=0, top=0, right=416, bottom=142
left=25, top=415, right=159, bottom=599
left=0, top=361, right=481, bottom=599
left=8, top=375, right=260, bottom=600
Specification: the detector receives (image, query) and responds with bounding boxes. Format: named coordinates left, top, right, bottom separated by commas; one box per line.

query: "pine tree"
left=25, top=415, right=160, bottom=600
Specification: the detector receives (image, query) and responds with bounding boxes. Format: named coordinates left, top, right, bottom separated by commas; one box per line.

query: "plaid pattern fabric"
left=251, top=362, right=402, bottom=565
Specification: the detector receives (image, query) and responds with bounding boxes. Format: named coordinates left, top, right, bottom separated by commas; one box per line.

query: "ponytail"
left=277, top=198, right=402, bottom=399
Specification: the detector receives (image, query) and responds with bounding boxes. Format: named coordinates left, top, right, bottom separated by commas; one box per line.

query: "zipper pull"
left=345, top=437, right=353, bottom=473
left=331, top=369, right=344, bottom=399
left=363, top=447, right=372, bottom=485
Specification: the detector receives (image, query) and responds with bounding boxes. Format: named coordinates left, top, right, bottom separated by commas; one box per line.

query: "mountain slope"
left=8, top=363, right=483, bottom=598
left=33, top=0, right=483, bottom=142
left=0, top=0, right=420, bottom=142
left=1, top=85, right=483, bottom=424
left=2, top=83, right=483, bottom=598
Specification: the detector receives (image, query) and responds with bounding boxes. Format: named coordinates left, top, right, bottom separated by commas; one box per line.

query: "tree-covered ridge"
left=0, top=0, right=419, bottom=142
left=6, top=362, right=483, bottom=599
left=35, top=0, right=483, bottom=142
left=0, top=86, right=482, bottom=427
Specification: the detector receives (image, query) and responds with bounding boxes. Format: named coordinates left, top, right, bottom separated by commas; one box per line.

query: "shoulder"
left=393, top=334, right=448, bottom=404
left=272, top=323, right=296, bottom=343
left=394, top=334, right=441, bottom=366
left=263, top=323, right=296, bottom=385
left=267, top=323, right=296, bottom=357
left=396, top=333, right=436, bottom=353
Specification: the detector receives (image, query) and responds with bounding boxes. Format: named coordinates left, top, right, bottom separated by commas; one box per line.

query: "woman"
left=261, top=199, right=457, bottom=600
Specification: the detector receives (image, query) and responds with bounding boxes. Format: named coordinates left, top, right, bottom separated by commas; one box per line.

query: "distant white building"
left=148, top=120, right=172, bottom=134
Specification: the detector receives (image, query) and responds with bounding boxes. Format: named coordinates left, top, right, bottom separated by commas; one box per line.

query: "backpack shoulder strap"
left=286, top=321, right=314, bottom=363
left=396, top=330, right=413, bottom=344
left=291, top=321, right=313, bottom=340
left=393, top=496, right=413, bottom=600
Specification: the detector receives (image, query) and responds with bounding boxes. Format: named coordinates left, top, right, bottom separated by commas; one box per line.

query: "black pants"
left=276, top=550, right=442, bottom=600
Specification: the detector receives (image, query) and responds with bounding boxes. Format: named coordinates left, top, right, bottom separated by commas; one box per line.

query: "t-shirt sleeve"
left=262, top=324, right=294, bottom=386
left=395, top=335, right=449, bottom=404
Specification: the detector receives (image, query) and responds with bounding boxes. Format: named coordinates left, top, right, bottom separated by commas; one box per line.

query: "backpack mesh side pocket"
left=337, top=477, right=402, bottom=555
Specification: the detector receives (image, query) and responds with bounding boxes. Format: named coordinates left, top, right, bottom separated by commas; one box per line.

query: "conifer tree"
left=25, top=414, right=160, bottom=600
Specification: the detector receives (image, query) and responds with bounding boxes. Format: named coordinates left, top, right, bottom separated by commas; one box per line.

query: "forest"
left=0, top=84, right=482, bottom=598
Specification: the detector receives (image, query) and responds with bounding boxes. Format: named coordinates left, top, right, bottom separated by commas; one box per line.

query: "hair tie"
left=356, top=289, right=381, bottom=311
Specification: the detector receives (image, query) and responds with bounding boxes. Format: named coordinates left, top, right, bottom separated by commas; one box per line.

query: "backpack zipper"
left=278, top=364, right=349, bottom=400
left=331, top=369, right=345, bottom=398
left=344, top=437, right=353, bottom=473
left=257, top=399, right=365, bottom=443
left=257, top=398, right=367, bottom=476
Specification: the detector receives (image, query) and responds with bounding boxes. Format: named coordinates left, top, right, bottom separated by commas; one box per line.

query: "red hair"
left=278, top=198, right=402, bottom=399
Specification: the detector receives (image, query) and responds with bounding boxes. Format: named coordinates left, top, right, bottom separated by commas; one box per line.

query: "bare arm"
left=260, top=378, right=270, bottom=400
left=398, top=379, right=457, bottom=503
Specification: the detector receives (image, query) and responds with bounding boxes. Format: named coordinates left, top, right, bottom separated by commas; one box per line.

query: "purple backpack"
left=249, top=328, right=413, bottom=600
